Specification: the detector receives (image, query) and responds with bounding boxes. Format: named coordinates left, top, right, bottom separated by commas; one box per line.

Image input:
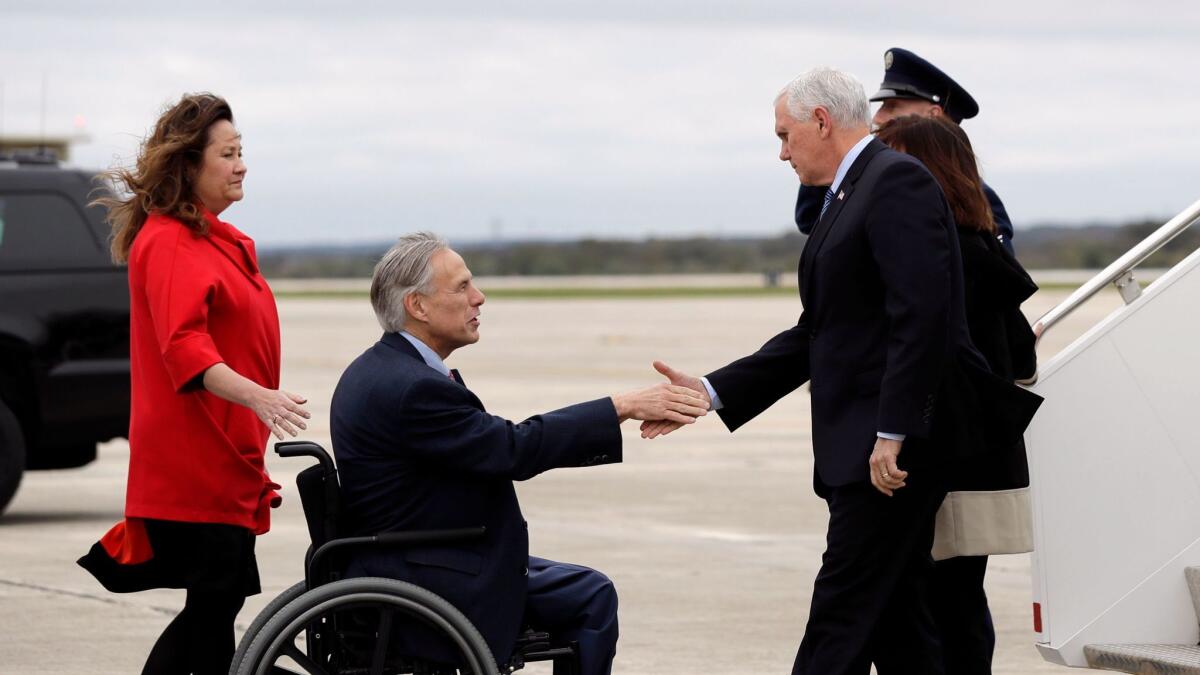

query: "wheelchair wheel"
left=235, top=576, right=498, bottom=675
left=231, top=580, right=307, bottom=673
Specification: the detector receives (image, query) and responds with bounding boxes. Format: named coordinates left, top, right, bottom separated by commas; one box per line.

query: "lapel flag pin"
left=837, top=191, right=845, bottom=200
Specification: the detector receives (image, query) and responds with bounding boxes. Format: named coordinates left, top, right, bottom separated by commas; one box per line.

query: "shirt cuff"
left=700, top=376, right=724, bottom=411
left=876, top=431, right=906, bottom=441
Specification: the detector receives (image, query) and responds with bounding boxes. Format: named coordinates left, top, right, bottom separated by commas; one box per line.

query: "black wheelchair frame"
left=230, top=441, right=581, bottom=675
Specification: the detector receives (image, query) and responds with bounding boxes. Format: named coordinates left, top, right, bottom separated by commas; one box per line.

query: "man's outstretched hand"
left=639, top=361, right=711, bottom=439
left=611, top=378, right=709, bottom=425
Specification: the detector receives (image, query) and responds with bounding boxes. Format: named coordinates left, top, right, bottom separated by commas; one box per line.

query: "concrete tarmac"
left=0, top=287, right=1121, bottom=673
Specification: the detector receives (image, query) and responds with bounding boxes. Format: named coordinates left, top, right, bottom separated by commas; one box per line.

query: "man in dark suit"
left=330, top=232, right=709, bottom=675
left=644, top=67, right=987, bottom=674
left=796, top=47, right=1016, bottom=255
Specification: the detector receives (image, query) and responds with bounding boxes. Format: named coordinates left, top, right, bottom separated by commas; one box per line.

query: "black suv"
left=0, top=152, right=130, bottom=514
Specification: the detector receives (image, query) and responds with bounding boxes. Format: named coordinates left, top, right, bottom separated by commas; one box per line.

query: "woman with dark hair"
left=78, top=93, right=309, bottom=674
left=875, top=114, right=1038, bottom=675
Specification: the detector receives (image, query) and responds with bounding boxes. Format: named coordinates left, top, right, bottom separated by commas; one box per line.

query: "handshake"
left=610, top=361, right=709, bottom=439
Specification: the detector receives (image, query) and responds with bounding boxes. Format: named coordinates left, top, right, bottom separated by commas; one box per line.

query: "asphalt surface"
left=0, top=287, right=1120, bottom=673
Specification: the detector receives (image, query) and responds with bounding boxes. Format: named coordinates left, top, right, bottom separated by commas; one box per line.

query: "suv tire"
left=0, top=400, right=25, bottom=513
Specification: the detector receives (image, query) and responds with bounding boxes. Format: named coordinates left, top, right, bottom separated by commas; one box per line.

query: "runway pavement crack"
left=0, top=577, right=176, bottom=616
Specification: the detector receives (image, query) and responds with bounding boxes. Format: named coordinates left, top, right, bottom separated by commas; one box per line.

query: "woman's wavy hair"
left=874, top=114, right=996, bottom=234
left=93, top=93, right=234, bottom=263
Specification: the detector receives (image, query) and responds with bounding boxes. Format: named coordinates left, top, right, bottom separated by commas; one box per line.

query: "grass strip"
left=274, top=286, right=797, bottom=300
left=273, top=281, right=1100, bottom=300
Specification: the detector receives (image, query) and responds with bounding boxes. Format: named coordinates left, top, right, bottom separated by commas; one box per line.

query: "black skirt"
left=78, top=519, right=261, bottom=597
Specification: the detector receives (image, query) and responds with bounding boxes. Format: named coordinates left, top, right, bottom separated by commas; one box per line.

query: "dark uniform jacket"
left=330, top=333, right=621, bottom=665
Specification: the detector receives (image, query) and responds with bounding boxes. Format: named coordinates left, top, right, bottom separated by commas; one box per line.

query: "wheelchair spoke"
left=281, top=642, right=329, bottom=675
left=370, top=607, right=394, bottom=675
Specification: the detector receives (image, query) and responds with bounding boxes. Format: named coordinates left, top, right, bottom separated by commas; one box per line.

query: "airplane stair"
left=1026, top=199, right=1200, bottom=672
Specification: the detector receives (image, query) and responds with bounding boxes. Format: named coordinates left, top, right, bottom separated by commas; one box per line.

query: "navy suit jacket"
left=330, top=332, right=622, bottom=665
left=712, top=139, right=984, bottom=487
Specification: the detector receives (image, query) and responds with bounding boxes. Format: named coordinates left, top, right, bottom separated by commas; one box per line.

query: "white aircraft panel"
left=1029, top=247, right=1200, bottom=666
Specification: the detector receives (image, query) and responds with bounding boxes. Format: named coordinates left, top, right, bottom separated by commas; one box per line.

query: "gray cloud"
left=2, top=2, right=1197, bottom=244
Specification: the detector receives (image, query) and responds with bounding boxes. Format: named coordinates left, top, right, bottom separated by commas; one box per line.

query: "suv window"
left=0, top=192, right=105, bottom=271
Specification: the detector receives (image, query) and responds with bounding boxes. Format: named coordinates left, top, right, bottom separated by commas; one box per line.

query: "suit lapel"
left=800, top=139, right=887, bottom=301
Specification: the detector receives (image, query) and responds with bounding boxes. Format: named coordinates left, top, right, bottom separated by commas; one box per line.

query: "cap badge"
left=884, top=50, right=894, bottom=69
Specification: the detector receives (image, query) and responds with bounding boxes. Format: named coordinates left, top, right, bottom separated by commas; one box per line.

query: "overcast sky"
left=2, top=1, right=1198, bottom=245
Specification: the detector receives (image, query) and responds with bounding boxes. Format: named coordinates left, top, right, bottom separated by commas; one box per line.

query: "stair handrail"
left=1035, top=198, right=1200, bottom=345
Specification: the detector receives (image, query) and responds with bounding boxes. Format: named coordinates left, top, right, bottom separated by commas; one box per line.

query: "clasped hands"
left=611, top=361, right=710, bottom=425
left=636, top=361, right=708, bottom=439
left=635, top=361, right=908, bottom=497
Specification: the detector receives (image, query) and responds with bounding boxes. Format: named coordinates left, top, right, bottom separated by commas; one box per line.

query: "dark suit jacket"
left=330, top=332, right=622, bottom=665
left=713, top=139, right=986, bottom=488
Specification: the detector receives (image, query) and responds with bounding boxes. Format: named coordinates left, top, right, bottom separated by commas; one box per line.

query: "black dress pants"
left=931, top=555, right=995, bottom=674
left=793, top=471, right=947, bottom=675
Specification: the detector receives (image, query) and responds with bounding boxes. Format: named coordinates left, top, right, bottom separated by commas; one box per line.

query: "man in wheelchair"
left=329, top=232, right=710, bottom=675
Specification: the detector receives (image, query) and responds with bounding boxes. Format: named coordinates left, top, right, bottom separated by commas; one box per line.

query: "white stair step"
left=1084, top=644, right=1200, bottom=674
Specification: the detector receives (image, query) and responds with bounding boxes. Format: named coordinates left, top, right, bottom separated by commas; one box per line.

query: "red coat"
left=101, top=209, right=282, bottom=563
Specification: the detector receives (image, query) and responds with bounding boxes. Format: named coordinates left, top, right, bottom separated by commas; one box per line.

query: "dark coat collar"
left=380, top=332, right=423, bottom=361
left=380, top=332, right=467, bottom=386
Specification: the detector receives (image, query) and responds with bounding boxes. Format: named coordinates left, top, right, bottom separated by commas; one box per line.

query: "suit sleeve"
left=705, top=313, right=811, bottom=432
left=390, top=377, right=622, bottom=481
left=865, top=162, right=954, bottom=438
left=133, top=227, right=223, bottom=392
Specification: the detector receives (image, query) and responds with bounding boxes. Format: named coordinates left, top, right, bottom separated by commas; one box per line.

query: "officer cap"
left=870, top=47, right=979, bottom=122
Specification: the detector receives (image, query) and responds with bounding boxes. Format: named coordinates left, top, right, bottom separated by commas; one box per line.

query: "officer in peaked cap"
left=871, top=47, right=979, bottom=123
left=795, top=47, right=1016, bottom=254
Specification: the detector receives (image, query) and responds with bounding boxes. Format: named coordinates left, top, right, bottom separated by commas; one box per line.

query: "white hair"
left=370, top=231, right=449, bottom=333
left=776, top=67, right=871, bottom=128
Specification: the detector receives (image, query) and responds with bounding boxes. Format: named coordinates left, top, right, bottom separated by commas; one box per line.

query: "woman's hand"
left=248, top=388, right=311, bottom=439
left=202, top=363, right=311, bottom=439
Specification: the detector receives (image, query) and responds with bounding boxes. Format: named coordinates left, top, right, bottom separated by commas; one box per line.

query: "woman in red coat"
left=79, top=93, right=309, bottom=674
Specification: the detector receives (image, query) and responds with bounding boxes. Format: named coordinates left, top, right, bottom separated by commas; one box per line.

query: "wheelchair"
left=231, top=441, right=581, bottom=675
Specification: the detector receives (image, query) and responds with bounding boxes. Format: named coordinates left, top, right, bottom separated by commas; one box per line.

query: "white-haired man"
left=643, top=68, right=1038, bottom=674
left=331, top=232, right=710, bottom=675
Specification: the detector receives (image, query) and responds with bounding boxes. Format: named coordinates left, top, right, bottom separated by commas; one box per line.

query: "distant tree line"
left=258, top=219, right=1199, bottom=278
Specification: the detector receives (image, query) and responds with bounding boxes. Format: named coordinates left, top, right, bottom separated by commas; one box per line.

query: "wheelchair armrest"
left=275, top=441, right=336, bottom=475
left=375, top=527, right=487, bottom=547
left=306, top=527, right=487, bottom=586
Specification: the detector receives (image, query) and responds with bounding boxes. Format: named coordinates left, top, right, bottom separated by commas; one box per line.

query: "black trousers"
left=931, top=555, right=995, bottom=674
left=793, top=471, right=947, bottom=675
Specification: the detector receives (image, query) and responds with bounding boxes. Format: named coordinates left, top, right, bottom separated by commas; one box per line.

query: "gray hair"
left=370, top=231, right=449, bottom=333
left=776, top=67, right=871, bottom=129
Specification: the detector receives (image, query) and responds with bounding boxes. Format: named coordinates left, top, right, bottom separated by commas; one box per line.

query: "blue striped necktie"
left=820, top=187, right=835, bottom=218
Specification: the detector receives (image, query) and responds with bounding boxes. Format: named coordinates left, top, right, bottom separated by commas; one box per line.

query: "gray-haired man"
left=646, top=68, right=1000, bottom=673
left=330, top=232, right=710, bottom=674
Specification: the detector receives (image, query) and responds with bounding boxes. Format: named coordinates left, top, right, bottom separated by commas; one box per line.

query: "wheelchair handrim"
left=254, top=591, right=496, bottom=675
